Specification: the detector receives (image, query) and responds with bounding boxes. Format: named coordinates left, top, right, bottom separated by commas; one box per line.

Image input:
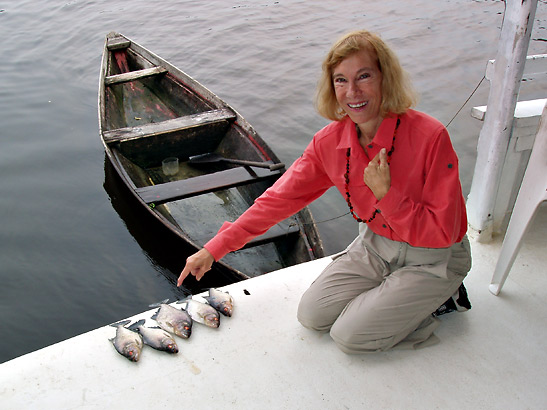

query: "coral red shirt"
left=205, top=110, right=467, bottom=261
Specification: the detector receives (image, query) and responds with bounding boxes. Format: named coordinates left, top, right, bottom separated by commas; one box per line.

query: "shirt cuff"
left=375, top=185, right=401, bottom=217
left=203, top=222, right=233, bottom=262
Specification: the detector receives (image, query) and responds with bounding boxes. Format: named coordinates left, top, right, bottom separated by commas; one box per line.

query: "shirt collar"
left=336, top=114, right=399, bottom=152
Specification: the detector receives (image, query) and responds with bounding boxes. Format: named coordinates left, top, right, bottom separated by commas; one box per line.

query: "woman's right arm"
left=177, top=137, right=333, bottom=285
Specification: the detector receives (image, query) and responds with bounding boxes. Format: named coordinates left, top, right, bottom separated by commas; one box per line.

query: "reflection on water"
left=0, top=0, right=546, bottom=363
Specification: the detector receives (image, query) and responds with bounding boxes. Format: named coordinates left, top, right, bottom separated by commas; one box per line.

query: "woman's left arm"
left=375, top=128, right=466, bottom=248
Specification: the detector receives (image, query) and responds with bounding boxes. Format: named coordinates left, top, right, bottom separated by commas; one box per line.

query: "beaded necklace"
left=344, top=117, right=401, bottom=223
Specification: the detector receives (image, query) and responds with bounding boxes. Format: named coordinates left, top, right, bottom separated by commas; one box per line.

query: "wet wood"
left=135, top=166, right=281, bottom=205
left=103, top=108, right=236, bottom=143
left=105, top=66, right=168, bottom=86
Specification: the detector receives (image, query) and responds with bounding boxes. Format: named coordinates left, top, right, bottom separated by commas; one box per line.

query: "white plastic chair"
left=489, top=102, right=547, bottom=295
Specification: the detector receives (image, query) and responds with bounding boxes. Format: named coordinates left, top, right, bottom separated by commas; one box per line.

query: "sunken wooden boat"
left=98, top=32, right=324, bottom=280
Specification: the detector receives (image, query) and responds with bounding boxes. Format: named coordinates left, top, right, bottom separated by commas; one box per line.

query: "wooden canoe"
left=98, top=32, right=324, bottom=281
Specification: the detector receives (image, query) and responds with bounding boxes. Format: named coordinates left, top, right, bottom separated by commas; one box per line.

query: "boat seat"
left=135, top=165, right=281, bottom=205
left=244, top=223, right=301, bottom=248
left=105, top=67, right=168, bottom=86
left=489, top=102, right=547, bottom=295
left=102, top=108, right=237, bottom=144
left=106, top=35, right=131, bottom=51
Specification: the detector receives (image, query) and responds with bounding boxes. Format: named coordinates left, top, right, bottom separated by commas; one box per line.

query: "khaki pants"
left=297, top=226, right=472, bottom=353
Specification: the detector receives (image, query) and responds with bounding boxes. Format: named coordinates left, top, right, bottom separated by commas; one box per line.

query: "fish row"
left=109, top=288, right=234, bottom=362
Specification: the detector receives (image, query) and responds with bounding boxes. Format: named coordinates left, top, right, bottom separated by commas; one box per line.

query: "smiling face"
left=332, top=48, right=383, bottom=137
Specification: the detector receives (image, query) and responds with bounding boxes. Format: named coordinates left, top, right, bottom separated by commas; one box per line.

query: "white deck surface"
left=1, top=209, right=546, bottom=410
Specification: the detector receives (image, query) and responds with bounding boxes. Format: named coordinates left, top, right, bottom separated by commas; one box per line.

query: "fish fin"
left=110, top=319, right=131, bottom=328
left=149, top=298, right=169, bottom=308
left=174, top=296, right=191, bottom=304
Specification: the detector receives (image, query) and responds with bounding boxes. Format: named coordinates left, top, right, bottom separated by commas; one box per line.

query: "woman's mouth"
left=348, top=101, right=367, bottom=109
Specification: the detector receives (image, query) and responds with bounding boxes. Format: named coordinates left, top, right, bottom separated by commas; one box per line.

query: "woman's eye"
left=359, top=73, right=371, bottom=80
left=333, top=77, right=346, bottom=84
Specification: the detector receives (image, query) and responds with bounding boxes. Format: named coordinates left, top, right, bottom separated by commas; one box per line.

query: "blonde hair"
left=315, top=30, right=418, bottom=121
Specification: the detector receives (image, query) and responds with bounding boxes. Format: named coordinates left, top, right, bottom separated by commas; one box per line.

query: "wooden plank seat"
left=106, top=36, right=131, bottom=51
left=135, top=165, right=282, bottom=205
left=102, top=108, right=237, bottom=144
left=105, top=66, right=168, bottom=86
left=244, top=223, right=301, bottom=248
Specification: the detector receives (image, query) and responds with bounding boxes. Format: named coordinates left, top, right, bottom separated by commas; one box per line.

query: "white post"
left=466, top=0, right=538, bottom=242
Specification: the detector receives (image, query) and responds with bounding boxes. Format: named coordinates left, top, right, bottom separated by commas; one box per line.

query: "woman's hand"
left=363, top=148, right=390, bottom=200
left=177, top=248, right=215, bottom=286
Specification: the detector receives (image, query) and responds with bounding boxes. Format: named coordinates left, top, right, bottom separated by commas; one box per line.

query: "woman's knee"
left=296, top=290, right=333, bottom=332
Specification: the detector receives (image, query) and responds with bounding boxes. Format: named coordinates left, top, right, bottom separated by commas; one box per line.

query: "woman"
left=177, top=30, right=472, bottom=353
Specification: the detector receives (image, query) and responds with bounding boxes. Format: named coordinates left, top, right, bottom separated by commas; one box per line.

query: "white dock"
left=1, top=210, right=546, bottom=409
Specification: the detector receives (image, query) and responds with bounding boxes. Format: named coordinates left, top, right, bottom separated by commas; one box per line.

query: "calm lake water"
left=1, top=0, right=546, bottom=363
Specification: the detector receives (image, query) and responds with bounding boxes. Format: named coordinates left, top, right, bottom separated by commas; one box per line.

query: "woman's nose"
left=347, top=80, right=358, bottom=97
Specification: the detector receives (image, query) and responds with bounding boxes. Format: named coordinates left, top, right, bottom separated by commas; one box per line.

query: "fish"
left=203, top=288, right=234, bottom=317
left=178, top=298, right=220, bottom=328
left=150, top=300, right=193, bottom=339
left=109, top=319, right=144, bottom=362
left=128, top=319, right=179, bottom=353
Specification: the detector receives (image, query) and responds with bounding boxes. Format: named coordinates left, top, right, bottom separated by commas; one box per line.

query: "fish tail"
left=128, top=319, right=146, bottom=331
left=149, top=298, right=170, bottom=308
left=110, top=319, right=131, bottom=328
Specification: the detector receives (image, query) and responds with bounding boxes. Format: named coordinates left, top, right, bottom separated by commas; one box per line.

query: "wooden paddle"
left=188, top=153, right=285, bottom=171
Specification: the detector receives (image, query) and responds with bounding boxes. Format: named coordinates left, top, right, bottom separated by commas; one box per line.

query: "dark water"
left=1, top=0, right=546, bottom=364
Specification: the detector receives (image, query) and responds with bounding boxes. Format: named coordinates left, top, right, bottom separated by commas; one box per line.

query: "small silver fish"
left=150, top=300, right=193, bottom=339
left=179, top=298, right=220, bottom=328
left=204, top=288, right=234, bottom=317
left=129, top=319, right=179, bottom=353
left=109, top=320, right=143, bottom=362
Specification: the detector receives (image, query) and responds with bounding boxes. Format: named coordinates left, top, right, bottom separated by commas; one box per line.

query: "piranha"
left=204, top=288, right=234, bottom=317
left=128, top=319, right=179, bottom=354
left=109, top=320, right=144, bottom=362
left=178, top=298, right=220, bottom=328
left=150, top=300, right=193, bottom=339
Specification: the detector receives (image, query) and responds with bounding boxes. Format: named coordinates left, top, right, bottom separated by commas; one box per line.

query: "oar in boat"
left=188, top=153, right=285, bottom=171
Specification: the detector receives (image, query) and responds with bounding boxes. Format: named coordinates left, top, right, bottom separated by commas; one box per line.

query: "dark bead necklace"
left=344, top=117, right=401, bottom=223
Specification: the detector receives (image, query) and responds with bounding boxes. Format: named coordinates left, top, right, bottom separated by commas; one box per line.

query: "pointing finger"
left=177, top=264, right=192, bottom=287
